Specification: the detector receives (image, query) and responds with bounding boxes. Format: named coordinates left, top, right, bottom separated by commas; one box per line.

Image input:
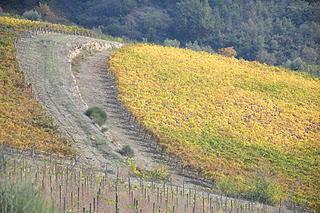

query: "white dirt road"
left=16, top=34, right=123, bottom=169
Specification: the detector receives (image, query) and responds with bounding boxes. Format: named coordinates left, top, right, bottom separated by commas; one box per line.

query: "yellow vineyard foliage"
left=109, top=44, right=320, bottom=209
left=0, top=16, right=83, bottom=155
left=0, top=16, right=91, bottom=34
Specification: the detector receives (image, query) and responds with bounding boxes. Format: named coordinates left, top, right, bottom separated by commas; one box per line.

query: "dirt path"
left=16, top=34, right=123, bottom=169
left=76, top=50, right=159, bottom=169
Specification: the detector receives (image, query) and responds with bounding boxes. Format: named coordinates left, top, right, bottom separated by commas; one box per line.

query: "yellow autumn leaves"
left=0, top=16, right=90, bottom=34
left=109, top=44, right=320, bottom=209
left=0, top=17, right=74, bottom=154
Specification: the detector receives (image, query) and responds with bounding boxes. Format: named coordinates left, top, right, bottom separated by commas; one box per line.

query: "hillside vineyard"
left=1, top=15, right=319, bottom=211
left=109, top=44, right=320, bottom=209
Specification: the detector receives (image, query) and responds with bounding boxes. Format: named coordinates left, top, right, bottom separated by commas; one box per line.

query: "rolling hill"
left=109, top=44, right=320, bottom=209
left=1, top=15, right=319, bottom=211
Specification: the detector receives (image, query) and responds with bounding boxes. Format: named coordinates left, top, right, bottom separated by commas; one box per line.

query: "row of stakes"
left=0, top=150, right=299, bottom=213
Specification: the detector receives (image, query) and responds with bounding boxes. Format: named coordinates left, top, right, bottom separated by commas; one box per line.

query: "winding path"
left=16, top=34, right=122, bottom=169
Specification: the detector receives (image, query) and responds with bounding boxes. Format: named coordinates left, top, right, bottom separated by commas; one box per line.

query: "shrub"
left=216, top=175, right=282, bottom=206
left=216, top=177, right=243, bottom=197
left=94, top=138, right=106, bottom=145
left=286, top=57, right=305, bottom=71
left=85, top=107, right=107, bottom=126
left=37, top=3, right=68, bottom=24
left=101, top=125, right=108, bottom=133
left=245, top=177, right=281, bottom=205
left=118, top=145, right=134, bottom=157
left=218, top=46, right=237, bottom=57
left=148, top=165, right=170, bottom=182
left=31, top=114, right=59, bottom=132
left=163, top=38, right=180, bottom=48
left=186, top=40, right=202, bottom=51
left=22, top=9, right=42, bottom=21
left=127, top=159, right=170, bottom=182
left=0, top=181, right=54, bottom=213
left=256, top=50, right=277, bottom=65
left=186, top=40, right=213, bottom=53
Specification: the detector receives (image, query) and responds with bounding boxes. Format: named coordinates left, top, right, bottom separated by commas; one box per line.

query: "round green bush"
left=118, top=145, right=134, bottom=158
left=85, top=107, right=107, bottom=126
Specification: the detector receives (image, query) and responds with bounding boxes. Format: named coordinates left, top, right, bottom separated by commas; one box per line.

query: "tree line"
left=1, top=0, right=319, bottom=75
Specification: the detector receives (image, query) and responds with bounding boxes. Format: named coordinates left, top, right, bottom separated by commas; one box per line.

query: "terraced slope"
left=109, top=44, right=320, bottom=209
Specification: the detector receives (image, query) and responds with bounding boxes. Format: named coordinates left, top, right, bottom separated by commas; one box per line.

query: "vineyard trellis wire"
left=0, top=145, right=302, bottom=213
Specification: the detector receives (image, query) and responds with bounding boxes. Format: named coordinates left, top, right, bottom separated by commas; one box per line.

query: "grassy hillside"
left=109, top=44, right=320, bottom=210
left=0, top=16, right=92, bottom=154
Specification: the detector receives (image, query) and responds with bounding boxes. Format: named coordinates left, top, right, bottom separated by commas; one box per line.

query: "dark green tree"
left=174, top=0, right=214, bottom=41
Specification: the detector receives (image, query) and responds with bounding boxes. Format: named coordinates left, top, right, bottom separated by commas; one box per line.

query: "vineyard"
left=0, top=148, right=296, bottom=213
left=109, top=44, right=320, bottom=210
left=0, top=15, right=318, bottom=212
left=0, top=16, right=92, bottom=35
